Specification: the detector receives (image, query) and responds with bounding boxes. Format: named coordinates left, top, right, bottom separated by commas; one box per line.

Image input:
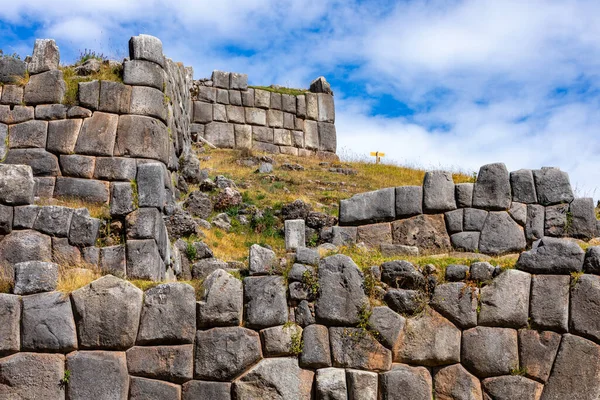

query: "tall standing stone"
left=533, top=167, right=574, bottom=206
left=472, top=163, right=511, bottom=210
left=28, top=39, right=60, bottom=74
left=422, top=171, right=456, bottom=213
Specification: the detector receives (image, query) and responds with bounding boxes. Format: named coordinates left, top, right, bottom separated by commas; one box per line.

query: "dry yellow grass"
left=35, top=197, right=110, bottom=220
left=200, top=225, right=285, bottom=262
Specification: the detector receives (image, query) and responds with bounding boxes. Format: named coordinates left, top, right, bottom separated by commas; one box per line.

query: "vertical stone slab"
left=422, top=171, right=456, bottom=213
left=285, top=219, right=306, bottom=250
left=0, top=294, right=20, bottom=356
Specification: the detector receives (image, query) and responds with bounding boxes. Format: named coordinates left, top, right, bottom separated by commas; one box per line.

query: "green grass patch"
left=249, top=85, right=308, bottom=96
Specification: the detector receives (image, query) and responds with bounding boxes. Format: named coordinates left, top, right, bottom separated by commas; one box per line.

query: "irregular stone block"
left=330, top=327, right=392, bottom=371
left=130, top=85, right=167, bottom=121
left=244, top=275, right=288, bottom=329
left=273, top=128, right=292, bottom=145
left=114, top=115, right=169, bottom=164
left=246, top=107, right=266, bottom=126
left=306, top=92, right=318, bottom=120
left=13, top=261, right=58, bottom=295
left=0, top=164, right=35, bottom=205
left=71, top=275, right=143, bottom=349
left=98, top=81, right=131, bottom=113
left=470, top=261, right=494, bottom=281
left=123, top=59, right=165, bottom=89
left=316, top=368, right=346, bottom=400
left=194, top=327, right=262, bottom=381
left=331, top=225, right=357, bottom=246
left=52, top=236, right=81, bottom=265
left=395, top=186, right=423, bottom=218
left=0, top=230, right=52, bottom=268
left=193, top=101, right=212, bottom=123
left=4, top=148, right=59, bottom=178
left=127, top=344, right=193, bottom=383
left=318, top=121, right=336, bottom=152
left=295, top=300, right=315, bottom=327
left=66, top=351, right=129, bottom=400
left=570, top=274, right=600, bottom=343
left=478, top=211, right=526, bottom=255
left=267, top=109, right=283, bottom=128
left=544, top=203, right=568, bottom=236
left=285, top=219, right=306, bottom=250
left=384, top=289, right=426, bottom=315
left=482, top=375, right=543, bottom=400
left=533, top=167, right=574, bottom=206
left=462, top=326, right=518, bottom=378
left=455, top=182, right=474, bottom=208
left=530, top=275, right=569, bottom=332
left=0, top=353, right=65, bottom=399
left=0, top=57, right=26, bottom=83
left=75, top=111, right=119, bottom=156
left=0, top=122, right=6, bottom=160
left=205, top=121, right=235, bottom=148
left=509, top=201, right=527, bottom=225
left=0, top=204, right=13, bottom=234
left=380, top=364, right=432, bottom=400
left=35, top=103, right=67, bottom=120
left=126, top=239, right=163, bottom=281
left=78, top=80, right=100, bottom=109
left=192, top=258, right=229, bottom=280
left=569, top=197, right=598, bottom=239
left=478, top=269, right=531, bottom=328
left=129, top=34, right=165, bottom=67
left=249, top=244, right=277, bottom=275
left=518, top=329, right=561, bottom=383
left=299, top=324, right=331, bottom=368
left=234, top=124, right=252, bottom=149
left=23, top=70, right=65, bottom=104
left=254, top=89, right=272, bottom=109
left=197, top=86, right=216, bottom=103
left=346, top=369, right=377, bottom=400
left=0, top=294, right=20, bottom=356
left=433, top=364, right=482, bottom=400
left=445, top=264, right=469, bottom=281
left=526, top=204, right=545, bottom=242
left=233, top=358, right=314, bottom=400
left=211, top=70, right=230, bottom=89
left=511, top=169, right=537, bottom=203
left=516, top=236, right=584, bottom=274
left=33, top=176, right=55, bottom=197
left=129, top=377, right=181, bottom=400
left=270, top=92, right=282, bottom=109
left=8, top=120, right=47, bottom=149
left=99, top=245, right=126, bottom=276
left=0, top=104, right=34, bottom=124
left=196, top=269, right=242, bottom=328
left=94, top=157, right=137, bottom=181
left=368, top=306, right=405, bottom=349
left=60, top=154, right=95, bottom=178
left=28, top=39, right=60, bottom=74
left=445, top=208, right=463, bottom=233
left=261, top=324, right=302, bottom=357
left=67, top=105, right=92, bottom=118
left=431, top=282, right=478, bottom=329
left=182, top=381, right=230, bottom=400
left=21, top=291, right=77, bottom=352
left=304, top=119, right=319, bottom=150
left=392, top=214, right=451, bottom=251
left=137, top=162, right=165, bottom=209
left=584, top=245, right=600, bottom=274
left=47, top=118, right=82, bottom=154
left=1, top=84, right=23, bottom=105
left=339, top=188, right=395, bottom=226
left=380, top=260, right=425, bottom=290
left=451, top=232, right=480, bottom=252
left=54, top=177, right=110, bottom=204
left=423, top=170, right=456, bottom=213
left=34, top=205, right=73, bottom=237
left=317, top=93, right=335, bottom=123
left=472, top=163, right=511, bottom=210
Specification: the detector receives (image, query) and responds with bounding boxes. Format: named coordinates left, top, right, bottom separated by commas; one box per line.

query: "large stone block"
left=525, top=204, right=545, bottom=242
left=478, top=269, right=531, bottom=328
left=299, top=324, right=331, bottom=368
left=126, top=239, right=163, bottom=281
left=330, top=327, right=392, bottom=371
left=71, top=275, right=143, bottom=349
left=0, top=57, right=26, bottom=83
left=129, top=34, right=165, bottom=67
left=123, top=59, right=165, bottom=89
left=0, top=122, right=6, bottom=160
left=0, top=230, right=52, bottom=269
left=130, top=377, right=181, bottom=400
left=433, top=364, right=482, bottom=400
left=230, top=72, right=248, bottom=90
left=445, top=208, right=463, bottom=233
left=1, top=84, right=23, bottom=105
left=285, top=219, right=306, bottom=250
left=482, top=376, right=543, bottom=400
left=544, top=203, right=568, bottom=236
left=137, top=162, right=165, bottom=209
left=478, top=211, right=526, bottom=255
left=8, top=119, right=47, bottom=148
left=249, top=244, right=277, bottom=275
left=114, top=115, right=169, bottom=164
left=510, top=169, right=537, bottom=203
left=130, top=85, right=167, bottom=121
left=78, top=80, right=100, bottom=109
left=244, top=275, right=288, bottom=328
left=33, top=205, right=73, bottom=237
left=431, top=282, right=478, bottom=329
left=205, top=121, right=235, bottom=148
left=183, top=381, right=230, bottom=400
left=380, top=260, right=425, bottom=290
left=127, top=345, right=193, bottom=383
left=194, top=327, right=262, bottom=381
left=584, top=246, right=600, bottom=274
left=533, top=167, right=574, bottom=206
left=0, top=352, right=65, bottom=399
left=54, top=177, right=110, bottom=204
left=462, top=326, right=518, bottom=378
left=318, top=121, right=336, bottom=152
left=316, top=368, right=346, bottom=400
left=0, top=104, right=34, bottom=124
left=94, top=157, right=137, bottom=181
left=472, top=163, right=511, bottom=210
left=35, top=103, right=67, bottom=120
left=530, top=275, right=569, bottom=332
left=4, top=148, right=60, bottom=176
left=137, top=283, right=196, bottom=344
left=75, top=111, right=119, bottom=156
left=346, top=369, right=377, bottom=400
left=395, top=186, right=423, bottom=217
left=60, top=154, right=95, bottom=178
left=423, top=170, right=456, bottom=213
left=569, top=197, right=598, bottom=239
left=357, top=222, right=392, bottom=248
left=23, top=70, right=65, bottom=104
left=392, top=214, right=451, bottom=251
left=0, top=164, right=35, bottom=205
left=317, top=93, right=335, bottom=123
left=99, top=245, right=126, bottom=276
left=28, top=39, right=60, bottom=74
left=193, top=101, right=212, bottom=123
left=339, top=188, right=395, bottom=226
left=261, top=324, right=302, bottom=357
left=518, top=329, right=561, bottom=383
left=455, top=182, right=474, bottom=208
left=451, top=231, right=480, bottom=252
left=0, top=294, right=20, bottom=356
left=21, top=291, right=77, bottom=352
left=13, top=261, right=58, bottom=295
left=516, top=236, right=585, bottom=274
left=0, top=204, right=12, bottom=234
left=66, top=351, right=129, bottom=400
left=379, top=364, right=432, bottom=400
left=570, top=274, right=600, bottom=343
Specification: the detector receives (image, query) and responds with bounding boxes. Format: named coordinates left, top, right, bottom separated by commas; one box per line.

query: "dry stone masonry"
left=337, top=163, right=597, bottom=255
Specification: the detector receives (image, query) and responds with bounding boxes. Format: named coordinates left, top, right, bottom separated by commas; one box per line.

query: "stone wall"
left=190, top=74, right=337, bottom=158
left=336, top=163, right=598, bottom=256
left=1, top=237, right=600, bottom=398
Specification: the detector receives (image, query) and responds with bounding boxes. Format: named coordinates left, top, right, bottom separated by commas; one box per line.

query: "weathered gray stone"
left=330, top=327, right=392, bottom=371
left=509, top=202, right=527, bottom=225
left=126, top=239, right=163, bottom=281
left=433, top=363, right=482, bottom=400
left=296, top=247, right=319, bottom=266
left=392, top=214, right=452, bottom=250
left=380, top=364, right=432, bottom=400
left=261, top=324, right=302, bottom=357
left=0, top=122, right=6, bottom=160
left=123, top=59, right=165, bottom=89
left=380, top=243, right=419, bottom=257
left=533, top=167, right=574, bottom=206
left=96, top=81, right=130, bottom=113
left=544, top=203, right=568, bottom=236
left=526, top=204, right=545, bottom=242
left=0, top=230, right=52, bottom=269
left=193, top=101, right=212, bottom=123
left=46, top=118, right=82, bottom=154
left=211, top=70, right=230, bottom=89
left=331, top=225, right=357, bottom=246
left=192, top=258, right=229, bottom=279
left=530, top=275, right=569, bottom=332
left=340, top=188, right=395, bottom=226
left=0, top=204, right=12, bottom=234
left=541, top=334, right=600, bottom=399
left=8, top=120, right=47, bottom=149
left=299, top=324, right=331, bottom=368
left=127, top=344, right=193, bottom=383
left=394, top=308, right=461, bottom=366
left=234, top=124, right=252, bottom=149
left=28, top=39, right=60, bottom=74
left=130, top=85, right=167, bottom=121
left=462, top=326, right=518, bottom=378
left=32, top=205, right=68, bottom=236
left=4, top=148, right=60, bottom=176
left=75, top=111, right=119, bottom=156
left=114, top=115, right=169, bottom=163
left=518, top=329, right=561, bottom=383
left=244, top=275, right=288, bottom=329
left=137, top=283, right=196, bottom=345
left=516, top=236, right=584, bottom=274
left=205, top=121, right=235, bottom=148
left=295, top=300, right=316, bottom=327
left=229, top=72, right=248, bottom=90
left=569, top=197, right=598, bottom=239
left=306, top=92, right=318, bottom=120
left=470, top=261, right=495, bottom=282
left=60, top=154, right=95, bottom=178
left=129, top=34, right=165, bottom=67
left=23, top=70, right=65, bottom=104
left=197, top=86, right=216, bottom=103
left=445, top=208, right=464, bottom=233
left=0, top=294, right=20, bottom=356
left=78, top=80, right=100, bottom=109
left=0, top=104, right=34, bottom=124
left=0, top=352, right=65, bottom=399
left=472, top=163, right=511, bottom=210
left=137, top=162, right=165, bottom=209
left=54, top=177, right=110, bottom=204
left=0, top=164, right=34, bottom=205
left=0, top=57, right=26, bottom=84
left=182, top=381, right=230, bottom=400
left=482, top=376, right=543, bottom=400
left=381, top=260, right=425, bottom=289
left=455, top=182, right=474, bottom=208
left=197, top=269, right=243, bottom=328
left=357, top=222, right=393, bottom=248
left=395, top=186, right=423, bottom=217
left=234, top=358, right=314, bottom=400
left=1, top=84, right=23, bottom=105
left=285, top=219, right=306, bottom=250
left=35, top=104, right=67, bottom=120
left=66, top=351, right=129, bottom=400
left=431, top=282, right=479, bottom=329
left=316, top=254, right=368, bottom=325
left=384, top=289, right=426, bottom=315
left=110, top=182, right=135, bottom=216
left=478, top=269, right=531, bottom=328
left=99, top=245, right=126, bottom=276
left=194, top=327, right=262, bottom=381
left=423, top=170, right=456, bottom=212
left=346, top=369, right=378, bottom=400
left=67, top=105, right=92, bottom=118
left=316, top=368, right=346, bottom=400
left=570, top=274, right=600, bottom=343
left=249, top=244, right=277, bottom=275
left=129, top=376, right=181, bottom=400
left=52, top=236, right=81, bottom=265
left=478, top=211, right=526, bottom=255
left=33, top=176, right=56, bottom=197
left=317, top=93, right=335, bottom=123
left=318, top=121, right=336, bottom=152
left=267, top=109, right=283, bottom=128
left=511, top=169, right=537, bottom=203
left=71, top=275, right=143, bottom=349
left=13, top=261, right=58, bottom=295
left=245, top=107, right=267, bottom=126
left=584, top=246, right=600, bottom=274
left=368, top=306, right=405, bottom=349
left=21, top=291, right=77, bottom=352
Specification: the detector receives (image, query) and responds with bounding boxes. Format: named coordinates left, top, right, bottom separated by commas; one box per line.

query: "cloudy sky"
left=1, top=0, right=599, bottom=198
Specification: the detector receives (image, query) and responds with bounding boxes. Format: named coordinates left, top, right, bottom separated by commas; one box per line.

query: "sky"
left=1, top=0, right=600, bottom=198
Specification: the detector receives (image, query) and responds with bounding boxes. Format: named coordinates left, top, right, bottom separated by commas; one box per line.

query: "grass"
left=201, top=224, right=285, bottom=262
left=60, top=62, right=123, bottom=106
left=35, top=197, right=110, bottom=220
left=57, top=264, right=102, bottom=293
left=249, top=85, right=308, bottom=96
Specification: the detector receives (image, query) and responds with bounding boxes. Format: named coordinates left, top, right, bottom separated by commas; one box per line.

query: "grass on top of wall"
left=249, top=85, right=309, bottom=96
left=60, top=63, right=123, bottom=106
left=35, top=197, right=111, bottom=220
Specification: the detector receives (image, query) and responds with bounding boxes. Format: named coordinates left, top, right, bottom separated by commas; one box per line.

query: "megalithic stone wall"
left=1, top=240, right=600, bottom=398
left=190, top=74, right=337, bottom=158
left=336, top=162, right=598, bottom=256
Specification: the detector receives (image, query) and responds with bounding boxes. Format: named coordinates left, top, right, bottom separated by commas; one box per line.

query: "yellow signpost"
left=370, top=151, right=385, bottom=164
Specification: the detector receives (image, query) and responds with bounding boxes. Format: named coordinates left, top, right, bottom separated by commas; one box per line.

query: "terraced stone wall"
left=190, top=73, right=337, bottom=158
left=1, top=238, right=600, bottom=399
left=335, top=162, right=598, bottom=256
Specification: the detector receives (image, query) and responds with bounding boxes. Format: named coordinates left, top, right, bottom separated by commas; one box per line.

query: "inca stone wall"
left=190, top=74, right=337, bottom=158
left=1, top=238, right=600, bottom=399
left=336, top=163, right=598, bottom=256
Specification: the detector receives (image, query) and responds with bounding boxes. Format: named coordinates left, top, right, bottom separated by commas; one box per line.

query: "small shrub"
left=289, top=328, right=304, bottom=356
left=77, top=49, right=107, bottom=65
left=185, top=242, right=198, bottom=261
left=60, top=369, right=71, bottom=387
left=510, top=366, right=528, bottom=376
left=302, top=270, right=319, bottom=297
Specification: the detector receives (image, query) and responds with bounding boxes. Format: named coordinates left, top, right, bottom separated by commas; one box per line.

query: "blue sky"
left=2, top=0, right=600, bottom=198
